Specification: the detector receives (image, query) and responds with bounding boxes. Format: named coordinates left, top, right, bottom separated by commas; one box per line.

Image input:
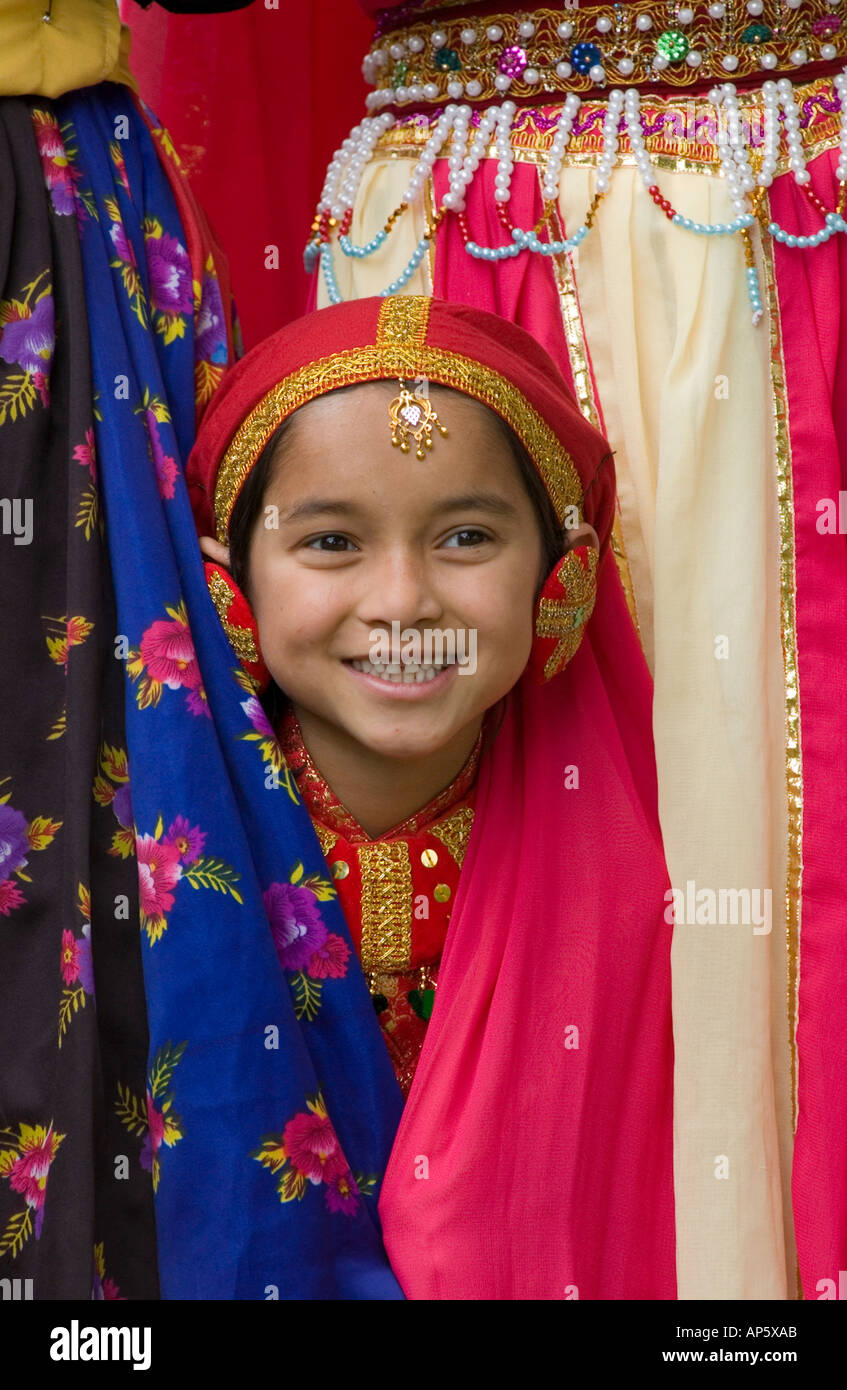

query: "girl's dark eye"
left=306, top=534, right=356, bottom=551
left=442, top=528, right=490, bottom=547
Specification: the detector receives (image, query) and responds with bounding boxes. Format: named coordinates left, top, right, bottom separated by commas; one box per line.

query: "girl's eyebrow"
left=282, top=491, right=519, bottom=523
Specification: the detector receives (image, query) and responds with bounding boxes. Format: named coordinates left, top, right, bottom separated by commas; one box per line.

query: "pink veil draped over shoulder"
left=379, top=552, right=677, bottom=1299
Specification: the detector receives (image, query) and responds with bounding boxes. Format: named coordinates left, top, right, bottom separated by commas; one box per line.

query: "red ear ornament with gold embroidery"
left=203, top=562, right=270, bottom=694
left=526, top=545, right=599, bottom=685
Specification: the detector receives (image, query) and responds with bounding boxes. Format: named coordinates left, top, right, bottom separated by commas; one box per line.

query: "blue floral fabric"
left=63, top=84, right=406, bottom=1299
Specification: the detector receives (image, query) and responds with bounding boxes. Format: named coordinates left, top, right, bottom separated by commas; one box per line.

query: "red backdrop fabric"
left=122, top=0, right=373, bottom=348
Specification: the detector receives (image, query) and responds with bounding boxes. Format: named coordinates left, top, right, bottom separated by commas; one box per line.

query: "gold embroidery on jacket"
left=312, top=822, right=339, bottom=858
left=358, top=842, right=413, bottom=974
left=429, top=807, right=475, bottom=870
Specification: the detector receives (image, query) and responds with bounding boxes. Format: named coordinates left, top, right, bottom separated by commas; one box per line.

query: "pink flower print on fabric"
left=307, top=931, right=351, bottom=980
left=144, top=408, right=179, bottom=499
left=140, top=1091, right=166, bottom=1173
left=2, top=1123, right=64, bottom=1240
left=283, top=1108, right=350, bottom=1187
left=139, top=618, right=201, bottom=692
left=60, top=923, right=94, bottom=993
left=73, top=427, right=97, bottom=483
left=31, top=111, right=80, bottom=216
left=136, top=835, right=183, bottom=922
left=127, top=601, right=211, bottom=718
left=251, top=1090, right=376, bottom=1218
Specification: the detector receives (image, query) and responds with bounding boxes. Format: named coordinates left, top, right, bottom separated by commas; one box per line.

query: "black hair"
left=228, top=417, right=292, bottom=600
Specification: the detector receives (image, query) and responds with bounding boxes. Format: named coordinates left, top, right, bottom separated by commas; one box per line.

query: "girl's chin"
left=342, top=715, right=469, bottom=762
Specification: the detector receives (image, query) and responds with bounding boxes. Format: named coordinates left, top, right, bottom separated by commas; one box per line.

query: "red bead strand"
left=495, top=202, right=514, bottom=234
left=648, top=183, right=676, bottom=222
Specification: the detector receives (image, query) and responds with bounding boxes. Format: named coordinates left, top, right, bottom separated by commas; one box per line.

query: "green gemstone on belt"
left=741, top=23, right=773, bottom=44
left=391, top=60, right=408, bottom=89
left=434, top=47, right=462, bottom=72
left=656, top=28, right=690, bottom=63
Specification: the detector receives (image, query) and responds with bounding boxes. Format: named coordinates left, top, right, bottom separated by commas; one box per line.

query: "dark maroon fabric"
left=0, top=98, right=158, bottom=1300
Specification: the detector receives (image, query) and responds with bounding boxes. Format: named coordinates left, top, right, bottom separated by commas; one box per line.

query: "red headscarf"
left=186, top=295, right=676, bottom=1298
left=187, top=294, right=615, bottom=553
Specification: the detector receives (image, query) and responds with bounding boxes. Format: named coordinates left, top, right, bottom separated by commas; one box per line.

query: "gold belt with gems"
left=364, top=2, right=847, bottom=104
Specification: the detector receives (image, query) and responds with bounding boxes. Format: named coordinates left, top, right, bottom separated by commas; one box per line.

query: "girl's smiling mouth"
left=342, top=656, right=460, bottom=697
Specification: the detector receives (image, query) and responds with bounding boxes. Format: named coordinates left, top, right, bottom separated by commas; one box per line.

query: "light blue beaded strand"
left=319, top=237, right=430, bottom=303
left=314, top=199, right=847, bottom=318
left=767, top=211, right=847, bottom=248
left=465, top=224, right=589, bottom=261
left=378, top=236, right=430, bottom=297
left=746, top=265, right=763, bottom=322
left=667, top=209, right=763, bottom=319
left=670, top=212, right=756, bottom=236
left=320, top=243, right=343, bottom=304
left=340, top=229, right=389, bottom=259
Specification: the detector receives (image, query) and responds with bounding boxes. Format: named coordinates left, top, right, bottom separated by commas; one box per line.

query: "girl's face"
left=243, top=382, right=545, bottom=762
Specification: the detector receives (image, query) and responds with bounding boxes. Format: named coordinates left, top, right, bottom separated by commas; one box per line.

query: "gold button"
left=332, top=860, right=349, bottom=879
left=433, top=883, right=451, bottom=902
left=421, top=848, right=439, bottom=868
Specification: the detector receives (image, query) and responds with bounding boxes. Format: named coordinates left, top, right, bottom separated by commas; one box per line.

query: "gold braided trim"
left=373, top=72, right=843, bottom=174
left=546, top=200, right=642, bottom=642
left=610, top=511, right=640, bottom=639
left=369, top=2, right=846, bottom=101
left=206, top=569, right=260, bottom=662
left=429, top=805, right=476, bottom=869
left=214, top=337, right=584, bottom=541
left=359, top=841, right=413, bottom=974
left=759, top=195, right=803, bottom=1147
left=313, top=822, right=340, bottom=858
left=757, top=197, right=802, bottom=1301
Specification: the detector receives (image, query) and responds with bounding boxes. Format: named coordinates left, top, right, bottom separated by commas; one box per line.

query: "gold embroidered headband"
left=211, top=297, right=586, bottom=545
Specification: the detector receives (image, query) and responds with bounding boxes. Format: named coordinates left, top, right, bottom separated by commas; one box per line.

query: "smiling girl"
left=199, top=372, right=598, bottom=1096
left=217, top=382, right=546, bottom=832
left=177, top=294, right=675, bottom=1299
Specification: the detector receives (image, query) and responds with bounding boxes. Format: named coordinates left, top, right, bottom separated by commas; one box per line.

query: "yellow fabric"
left=331, top=146, right=798, bottom=1300
left=0, top=0, right=135, bottom=99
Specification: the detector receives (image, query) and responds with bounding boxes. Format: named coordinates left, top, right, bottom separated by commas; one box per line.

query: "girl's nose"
left=356, top=550, right=443, bottom=631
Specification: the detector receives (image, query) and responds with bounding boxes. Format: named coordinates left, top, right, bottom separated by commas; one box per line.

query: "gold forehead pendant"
left=388, top=381, right=448, bottom=460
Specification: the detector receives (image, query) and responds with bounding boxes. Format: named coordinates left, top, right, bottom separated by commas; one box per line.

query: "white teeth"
left=349, top=658, right=449, bottom=684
